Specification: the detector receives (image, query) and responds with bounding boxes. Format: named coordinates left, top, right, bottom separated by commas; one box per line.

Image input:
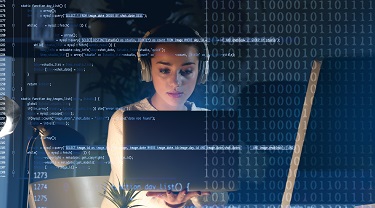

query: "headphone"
left=136, top=24, right=210, bottom=84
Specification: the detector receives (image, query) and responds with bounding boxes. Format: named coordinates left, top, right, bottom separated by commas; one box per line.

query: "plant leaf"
left=99, top=177, right=144, bottom=208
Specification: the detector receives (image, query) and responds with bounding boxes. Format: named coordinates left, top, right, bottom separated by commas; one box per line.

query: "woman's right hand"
left=146, top=189, right=210, bottom=207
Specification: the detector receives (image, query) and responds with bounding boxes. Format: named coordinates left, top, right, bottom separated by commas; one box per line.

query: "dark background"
left=3, top=0, right=375, bottom=207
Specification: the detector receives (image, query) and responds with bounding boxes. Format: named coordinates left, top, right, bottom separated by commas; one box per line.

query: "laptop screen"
left=122, top=110, right=239, bottom=191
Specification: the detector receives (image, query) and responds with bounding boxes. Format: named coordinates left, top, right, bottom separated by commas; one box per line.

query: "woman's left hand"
left=146, top=189, right=210, bottom=207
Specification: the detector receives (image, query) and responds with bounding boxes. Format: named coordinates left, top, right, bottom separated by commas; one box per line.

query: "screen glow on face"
left=150, top=43, right=199, bottom=110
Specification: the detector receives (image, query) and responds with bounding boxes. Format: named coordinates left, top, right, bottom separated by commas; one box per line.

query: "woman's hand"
left=146, top=189, right=210, bottom=207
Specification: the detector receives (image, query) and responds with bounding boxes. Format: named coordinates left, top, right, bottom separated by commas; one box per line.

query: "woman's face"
left=150, top=43, right=199, bottom=110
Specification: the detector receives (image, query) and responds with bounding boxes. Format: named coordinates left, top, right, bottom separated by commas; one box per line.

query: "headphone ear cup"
left=200, top=73, right=207, bottom=84
left=137, top=60, right=144, bottom=82
left=139, top=58, right=152, bottom=82
left=137, top=30, right=153, bottom=82
left=198, top=61, right=205, bottom=84
left=199, top=38, right=210, bottom=84
left=198, top=60, right=209, bottom=84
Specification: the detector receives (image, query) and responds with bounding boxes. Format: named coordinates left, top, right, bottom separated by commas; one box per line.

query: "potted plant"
left=100, top=179, right=143, bottom=208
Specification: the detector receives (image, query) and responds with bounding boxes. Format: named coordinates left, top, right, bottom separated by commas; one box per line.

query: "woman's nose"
left=169, top=72, right=182, bottom=87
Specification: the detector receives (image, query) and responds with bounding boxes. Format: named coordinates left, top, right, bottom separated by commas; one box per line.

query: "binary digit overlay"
left=205, top=0, right=374, bottom=206
left=3, top=0, right=375, bottom=207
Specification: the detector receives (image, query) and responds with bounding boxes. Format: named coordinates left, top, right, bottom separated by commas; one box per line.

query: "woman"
left=103, top=24, right=228, bottom=208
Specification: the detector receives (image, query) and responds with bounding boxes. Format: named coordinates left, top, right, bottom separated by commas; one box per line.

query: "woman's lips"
left=167, top=91, right=183, bottom=98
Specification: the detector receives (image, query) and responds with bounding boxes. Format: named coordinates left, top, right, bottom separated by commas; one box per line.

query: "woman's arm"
left=102, top=110, right=125, bottom=208
left=103, top=109, right=178, bottom=208
left=106, top=110, right=125, bottom=183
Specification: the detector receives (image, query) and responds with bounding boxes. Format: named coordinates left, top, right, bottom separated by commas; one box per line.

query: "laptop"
left=122, top=110, right=239, bottom=191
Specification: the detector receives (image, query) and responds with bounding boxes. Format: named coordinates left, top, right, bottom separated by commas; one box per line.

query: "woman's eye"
left=180, top=69, right=192, bottom=76
left=160, top=69, right=170, bottom=74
